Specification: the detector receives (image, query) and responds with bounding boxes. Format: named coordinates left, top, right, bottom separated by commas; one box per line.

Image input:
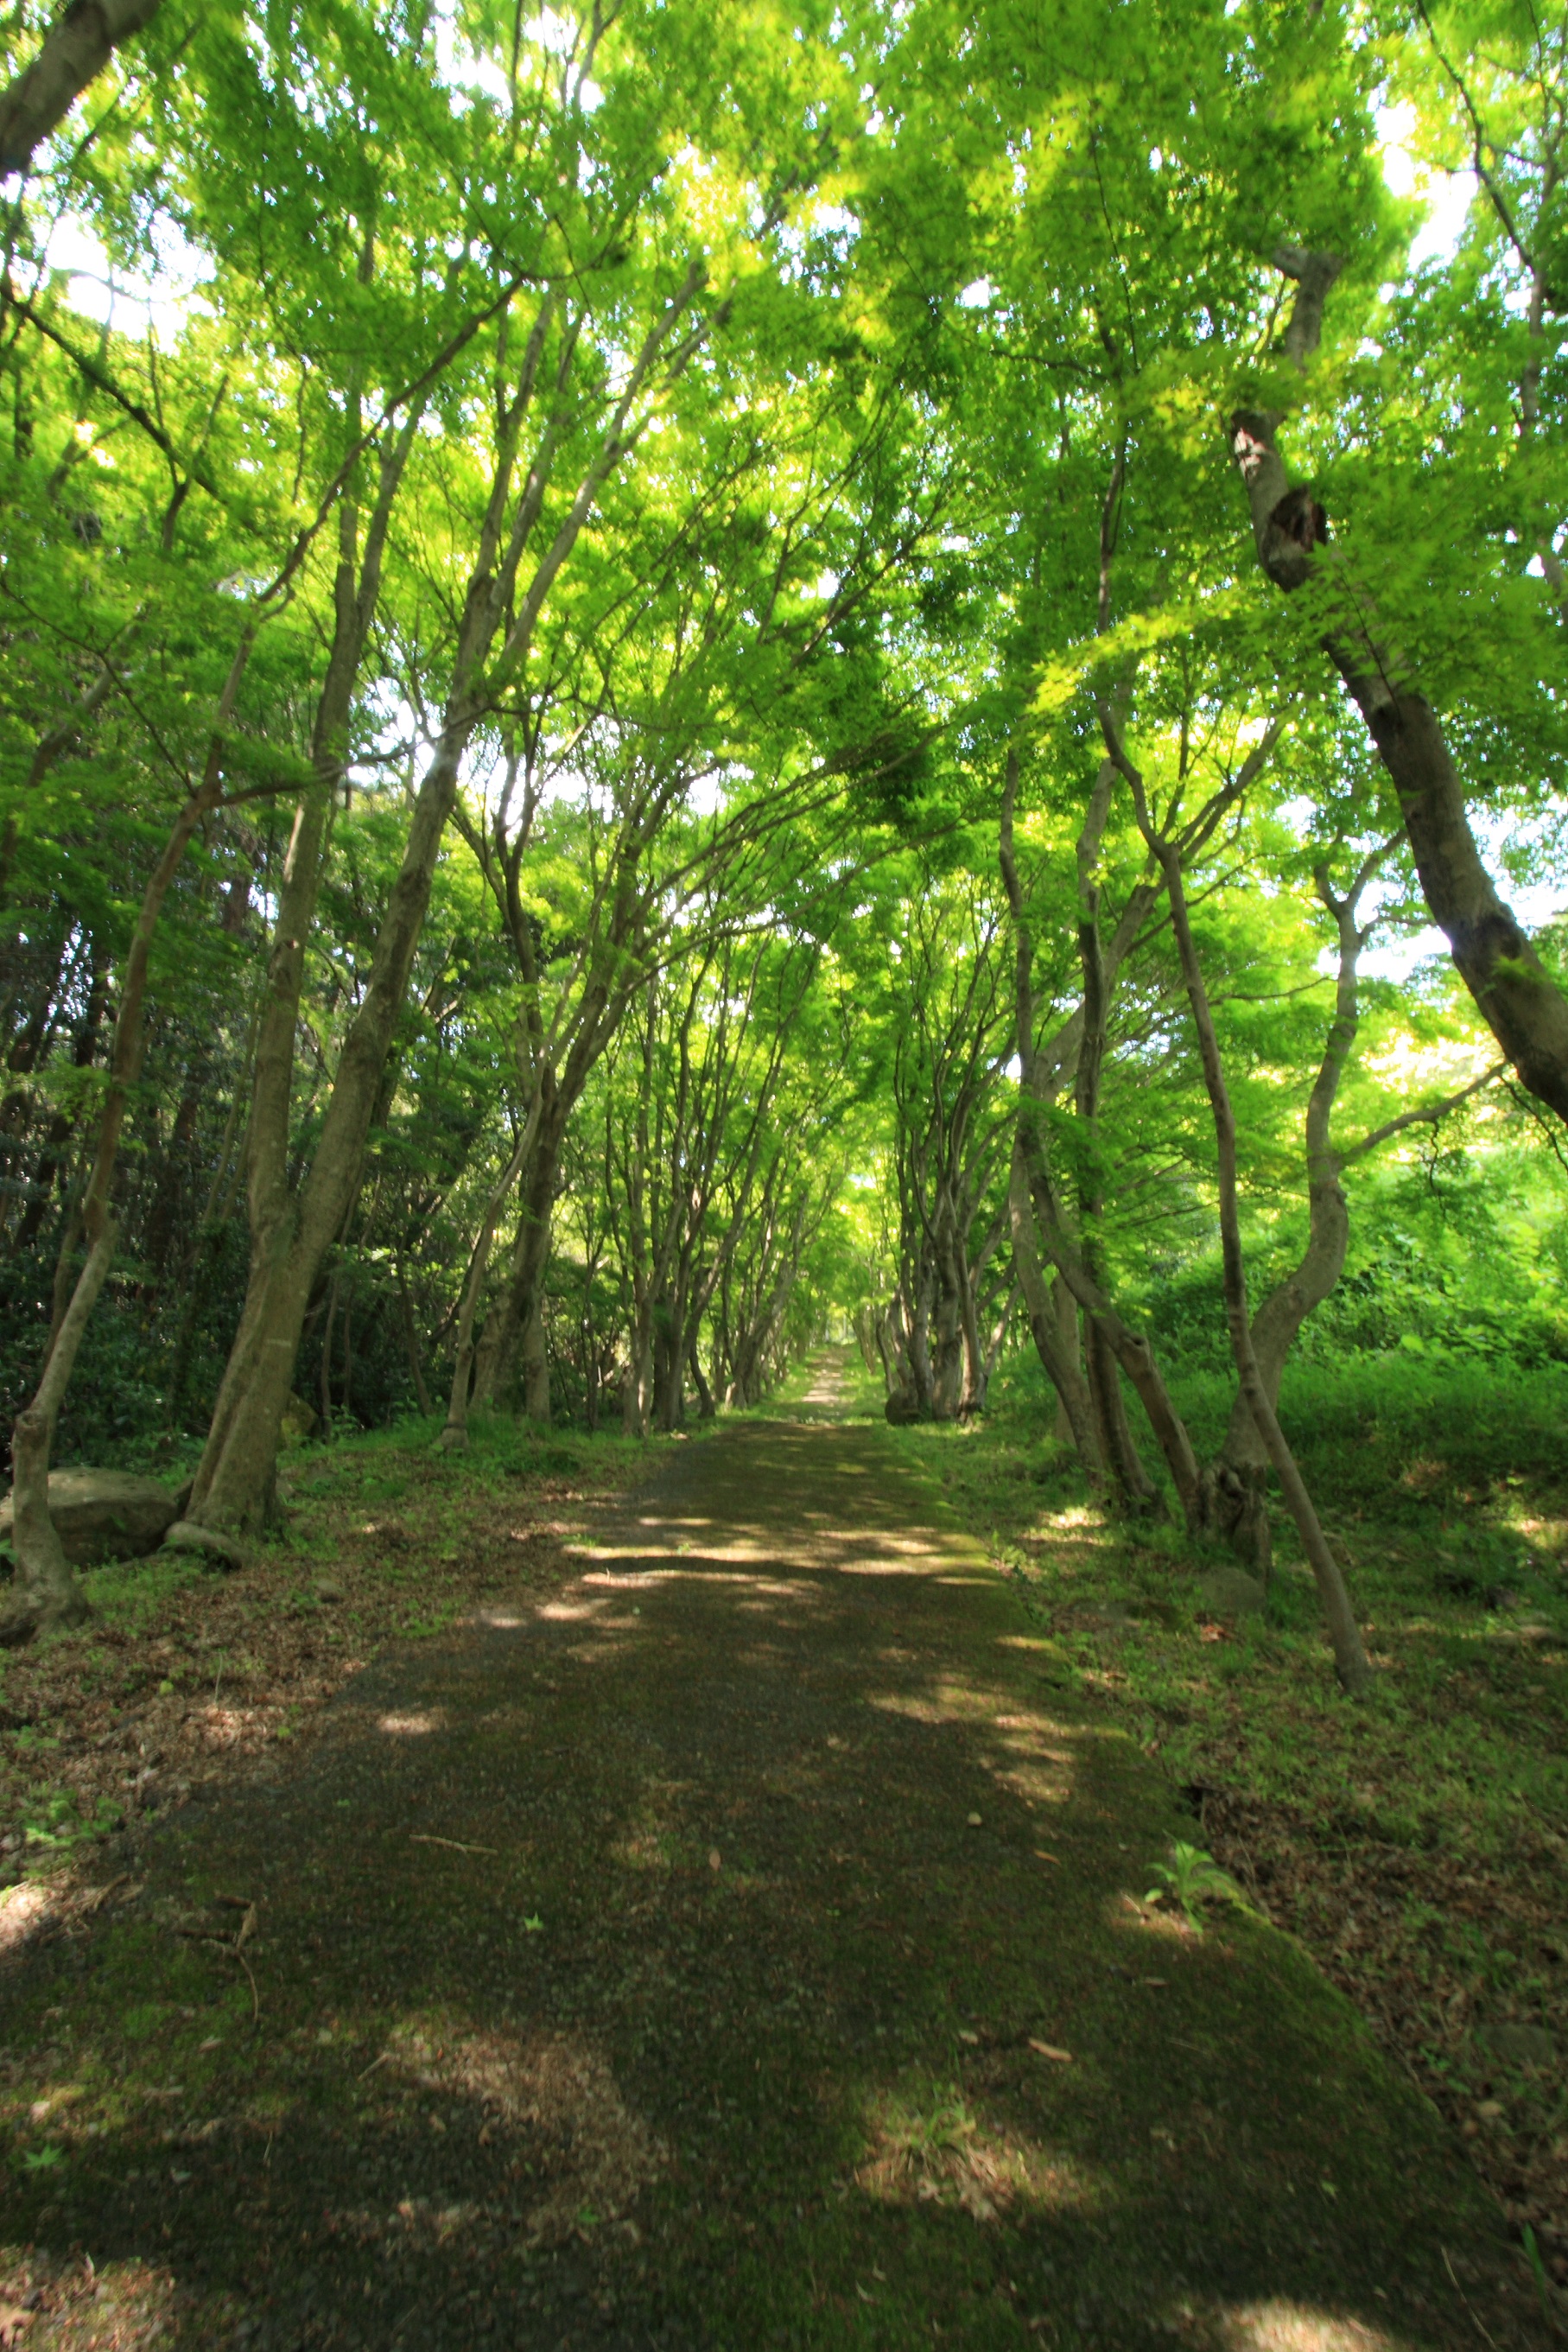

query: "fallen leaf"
left=1028, top=2038, right=1074, bottom=2063
left=967, top=1812, right=982, bottom=1828
left=708, top=1849, right=721, bottom=1872
left=1034, top=1850, right=1060, bottom=1864
left=0, top=2306, right=33, bottom=2348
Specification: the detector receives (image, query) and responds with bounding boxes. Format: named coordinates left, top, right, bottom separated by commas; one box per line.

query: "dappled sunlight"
left=579, top=1564, right=819, bottom=1604
left=0, top=2249, right=183, bottom=2348
left=1108, top=1887, right=1204, bottom=1944
left=536, top=1593, right=621, bottom=1622
left=1218, top=2299, right=1405, bottom=2350
left=362, top=2017, right=666, bottom=2247
left=1, top=1401, right=1535, bottom=2352
left=866, top=1682, right=1082, bottom=1806
left=0, top=1879, right=55, bottom=1952
left=192, top=1700, right=271, bottom=1747
left=854, top=2084, right=1102, bottom=2223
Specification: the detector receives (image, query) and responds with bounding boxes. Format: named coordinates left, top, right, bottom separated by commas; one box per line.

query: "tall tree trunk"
left=189, top=721, right=469, bottom=1529
left=1230, top=247, right=1568, bottom=1125
left=521, top=1292, right=550, bottom=1425
left=472, top=1110, right=561, bottom=1412
left=1107, top=716, right=1374, bottom=1694
left=1007, top=1141, right=1102, bottom=1481
left=2, top=643, right=248, bottom=1642
left=440, top=1102, right=538, bottom=1448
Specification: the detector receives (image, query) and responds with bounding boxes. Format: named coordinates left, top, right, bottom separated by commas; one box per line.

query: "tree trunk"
left=189, top=725, right=467, bottom=1530
left=441, top=1108, right=537, bottom=1447
left=1230, top=247, right=1568, bottom=1126
left=473, top=1120, right=559, bottom=1412
left=3, top=645, right=248, bottom=1641
left=521, top=1291, right=550, bottom=1425
left=0, top=0, right=162, bottom=176
left=689, top=1340, right=715, bottom=1421
left=1007, top=1142, right=1103, bottom=1481
left=1108, top=719, right=1374, bottom=1694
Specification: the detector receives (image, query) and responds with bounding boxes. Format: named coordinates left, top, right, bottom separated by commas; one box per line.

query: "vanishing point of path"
left=0, top=1357, right=1546, bottom=2350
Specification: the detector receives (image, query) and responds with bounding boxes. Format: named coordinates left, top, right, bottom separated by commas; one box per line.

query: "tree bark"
left=440, top=1102, right=538, bottom=1447
left=1106, top=712, right=1374, bottom=1694
left=1230, top=246, right=1568, bottom=1125
left=1008, top=1140, right=1102, bottom=1479
left=0, top=0, right=161, bottom=176
left=2, top=639, right=248, bottom=1640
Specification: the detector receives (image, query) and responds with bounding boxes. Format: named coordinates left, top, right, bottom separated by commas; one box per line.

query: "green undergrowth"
left=885, top=1343, right=1568, bottom=2290
left=887, top=1346, right=1568, bottom=1851
left=0, top=1413, right=678, bottom=1887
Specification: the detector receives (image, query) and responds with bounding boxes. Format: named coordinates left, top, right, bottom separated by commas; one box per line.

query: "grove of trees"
left=3, top=0, right=1567, bottom=1688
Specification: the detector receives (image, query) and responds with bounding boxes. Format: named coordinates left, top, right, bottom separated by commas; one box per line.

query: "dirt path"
left=0, top=1357, right=1546, bottom=2349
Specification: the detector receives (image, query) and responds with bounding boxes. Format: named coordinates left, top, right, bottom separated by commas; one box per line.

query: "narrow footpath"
left=0, top=1359, right=1545, bottom=2349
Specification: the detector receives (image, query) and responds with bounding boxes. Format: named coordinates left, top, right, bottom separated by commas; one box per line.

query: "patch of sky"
left=41, top=212, right=213, bottom=343
left=956, top=278, right=993, bottom=310
left=1376, top=101, right=1476, bottom=270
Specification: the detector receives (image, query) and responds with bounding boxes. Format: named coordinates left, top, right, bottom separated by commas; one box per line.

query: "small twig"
left=410, top=1834, right=498, bottom=1855
left=1444, top=2247, right=1500, bottom=2350
left=357, top=2049, right=392, bottom=2082
left=80, top=1873, right=129, bottom=1913
left=236, top=1947, right=260, bottom=2023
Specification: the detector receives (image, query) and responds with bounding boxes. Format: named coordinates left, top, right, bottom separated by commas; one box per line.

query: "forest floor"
left=0, top=1353, right=1556, bottom=2351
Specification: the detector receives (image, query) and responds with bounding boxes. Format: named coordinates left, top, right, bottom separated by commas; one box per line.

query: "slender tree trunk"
left=2, top=640, right=248, bottom=1640
left=521, top=1291, right=550, bottom=1424
left=441, top=1106, right=537, bottom=1448
left=473, top=1119, right=559, bottom=1410
left=689, top=1340, right=715, bottom=1421
left=190, top=722, right=469, bottom=1529
left=1008, top=1140, right=1102, bottom=1481
left=1108, top=721, right=1373, bottom=1693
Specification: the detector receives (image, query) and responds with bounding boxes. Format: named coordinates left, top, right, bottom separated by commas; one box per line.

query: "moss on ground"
left=0, top=1361, right=1552, bottom=2348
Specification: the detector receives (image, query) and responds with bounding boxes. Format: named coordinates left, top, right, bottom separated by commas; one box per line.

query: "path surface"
left=0, top=1359, right=1543, bottom=2349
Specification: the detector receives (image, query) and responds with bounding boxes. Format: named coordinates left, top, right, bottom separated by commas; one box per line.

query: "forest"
left=1, top=0, right=1567, bottom=2341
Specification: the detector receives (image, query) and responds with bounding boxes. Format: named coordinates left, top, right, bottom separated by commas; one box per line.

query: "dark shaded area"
left=0, top=1377, right=1544, bottom=2349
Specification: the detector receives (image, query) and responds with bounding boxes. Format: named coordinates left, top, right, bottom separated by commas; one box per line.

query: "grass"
left=0, top=1409, right=676, bottom=1895
left=0, top=1377, right=1547, bottom=2349
left=883, top=1341, right=1568, bottom=2296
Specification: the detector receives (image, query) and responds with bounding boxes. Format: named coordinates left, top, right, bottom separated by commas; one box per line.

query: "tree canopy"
left=1, top=0, right=1565, bottom=1665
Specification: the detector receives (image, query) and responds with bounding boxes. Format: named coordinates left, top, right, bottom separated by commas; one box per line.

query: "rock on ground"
left=0, top=1469, right=184, bottom=1566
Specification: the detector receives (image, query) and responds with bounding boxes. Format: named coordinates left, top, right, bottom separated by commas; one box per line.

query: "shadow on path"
left=0, top=1355, right=1543, bottom=2349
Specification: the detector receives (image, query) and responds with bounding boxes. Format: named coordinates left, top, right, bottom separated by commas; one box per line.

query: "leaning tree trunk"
left=1006, top=1141, right=1103, bottom=1484
left=0, top=0, right=162, bottom=176
left=1231, top=246, right=1568, bottom=1127
left=190, top=720, right=470, bottom=1531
